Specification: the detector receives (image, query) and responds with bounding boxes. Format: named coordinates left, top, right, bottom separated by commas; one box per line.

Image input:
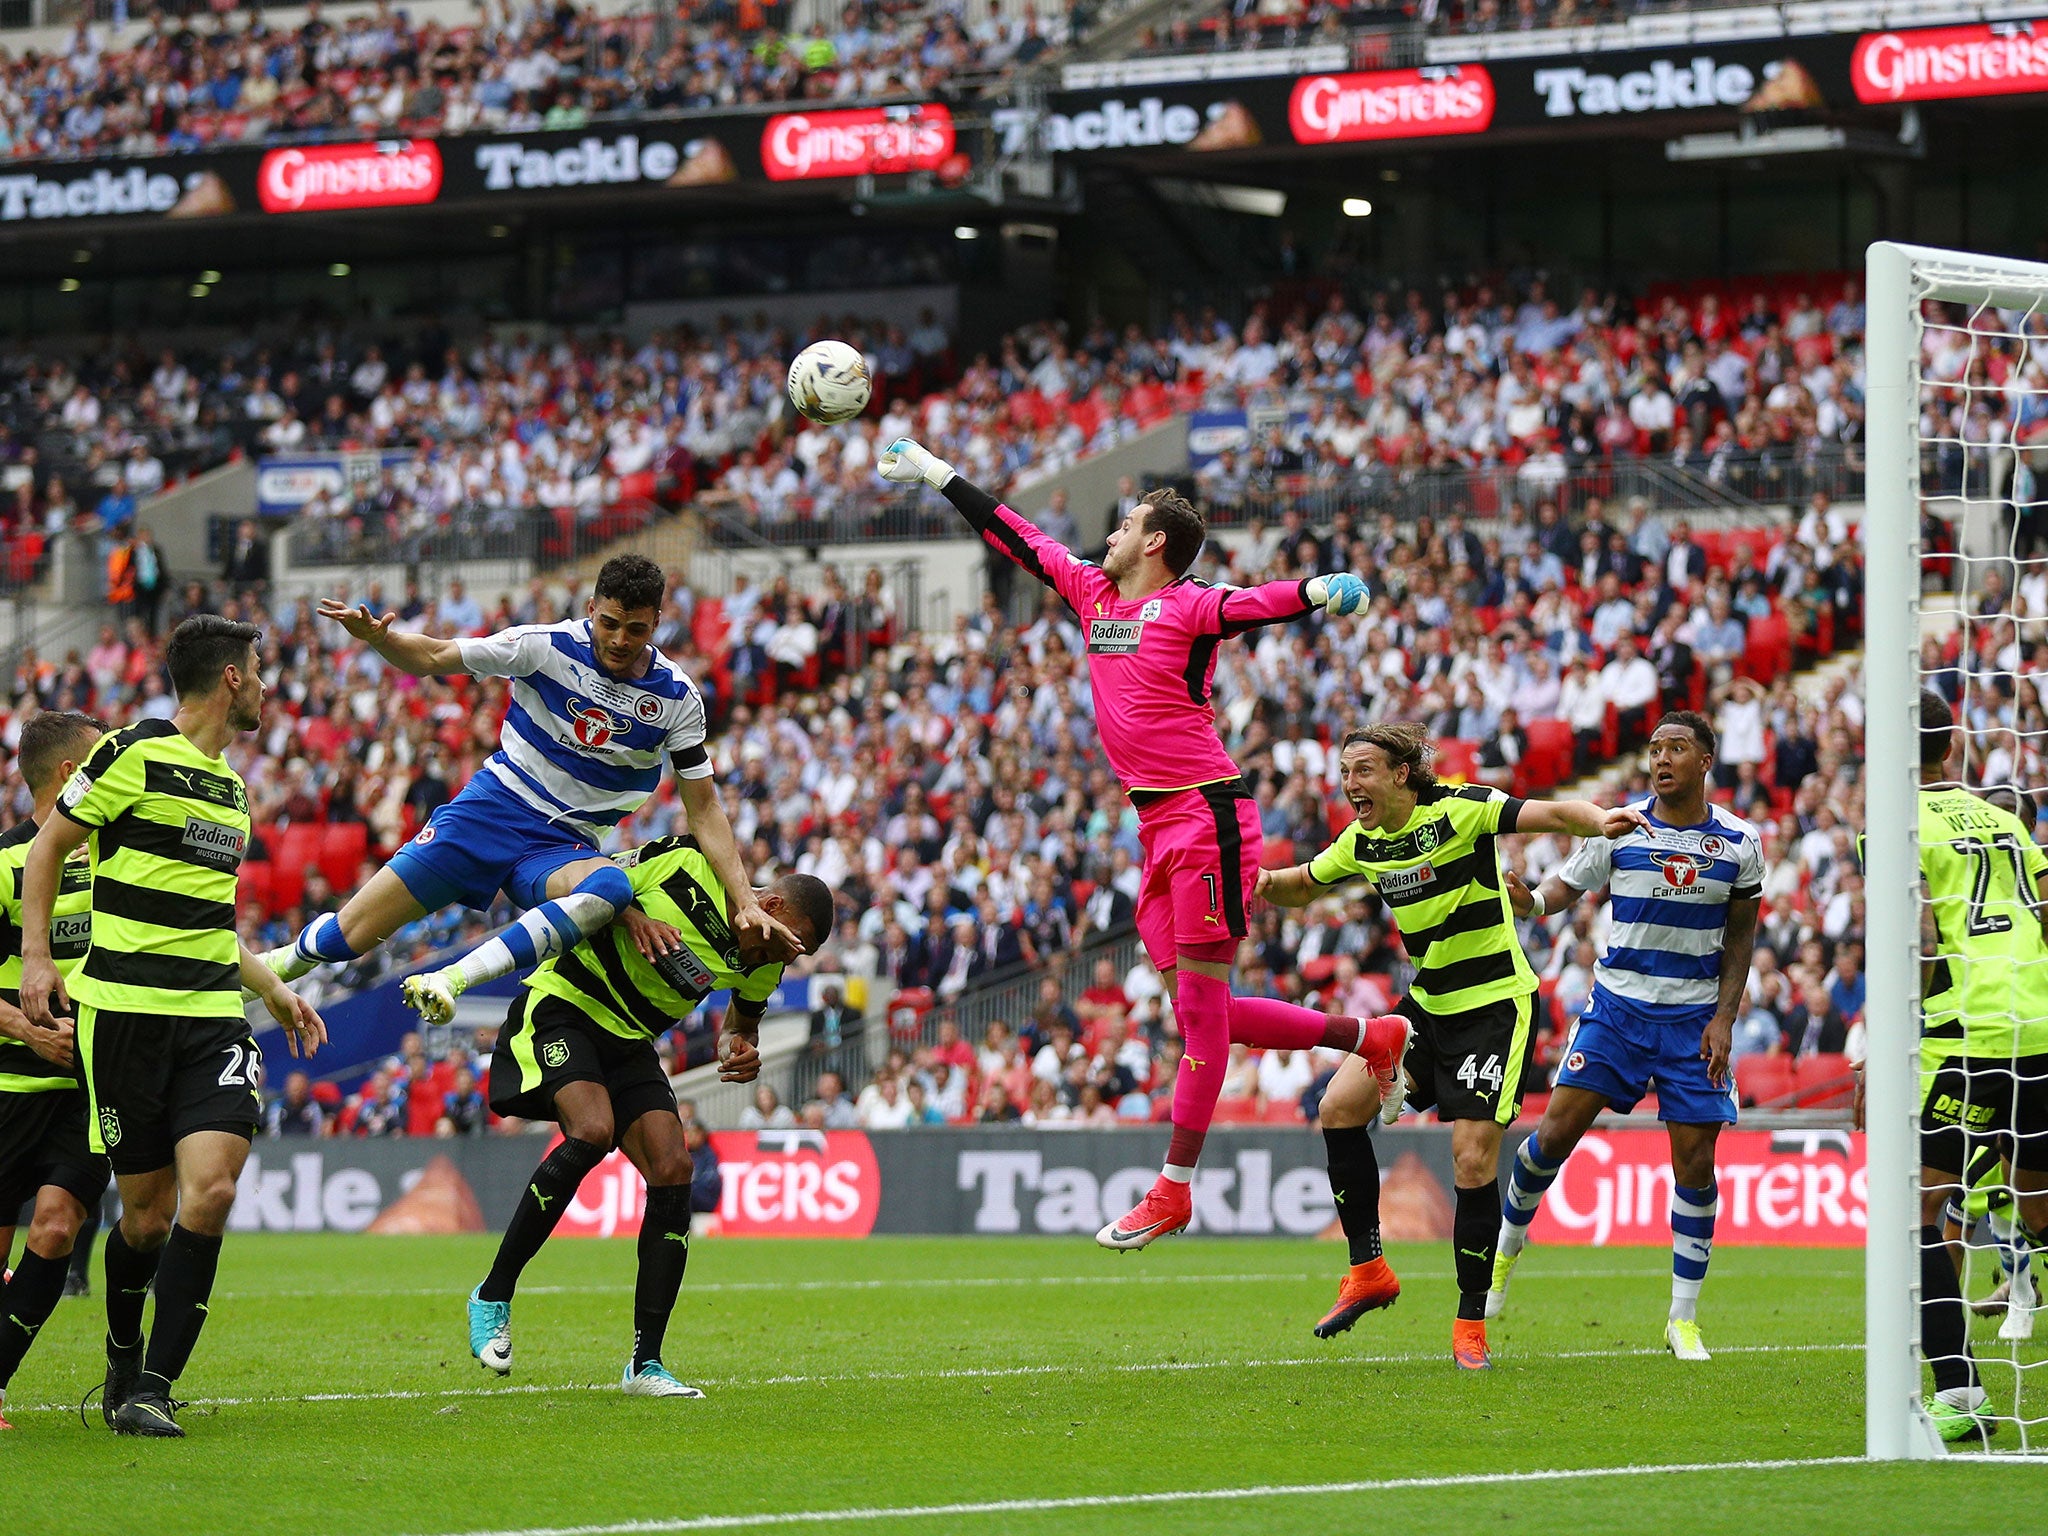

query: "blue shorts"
left=386, top=780, right=602, bottom=914
left=1554, top=990, right=1738, bottom=1125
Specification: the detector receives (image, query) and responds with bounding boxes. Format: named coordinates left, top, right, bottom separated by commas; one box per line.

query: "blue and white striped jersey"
left=1555, top=800, right=1764, bottom=1011
left=457, top=619, right=711, bottom=841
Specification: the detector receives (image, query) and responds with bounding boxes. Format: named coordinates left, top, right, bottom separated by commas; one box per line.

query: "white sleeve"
left=666, top=686, right=713, bottom=780
left=456, top=625, right=549, bottom=679
left=1555, top=835, right=1613, bottom=893
left=1733, top=829, right=1765, bottom=896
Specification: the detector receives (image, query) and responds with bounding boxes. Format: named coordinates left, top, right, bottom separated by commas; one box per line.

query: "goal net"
left=1866, top=241, right=2048, bottom=1459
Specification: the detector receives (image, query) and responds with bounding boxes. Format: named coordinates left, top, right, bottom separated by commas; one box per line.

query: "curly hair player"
left=1256, top=724, right=1646, bottom=1369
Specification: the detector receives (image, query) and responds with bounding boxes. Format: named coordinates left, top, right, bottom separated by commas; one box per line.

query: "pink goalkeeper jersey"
left=984, top=503, right=1318, bottom=794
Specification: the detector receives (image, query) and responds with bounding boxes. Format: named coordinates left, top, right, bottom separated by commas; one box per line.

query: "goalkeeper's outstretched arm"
left=878, top=437, right=1100, bottom=608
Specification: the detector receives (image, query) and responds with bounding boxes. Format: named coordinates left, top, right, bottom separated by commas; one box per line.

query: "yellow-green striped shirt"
left=1308, top=785, right=1537, bottom=1015
left=0, top=817, right=94, bottom=1091
left=526, top=835, right=784, bottom=1041
left=57, top=719, right=249, bottom=1020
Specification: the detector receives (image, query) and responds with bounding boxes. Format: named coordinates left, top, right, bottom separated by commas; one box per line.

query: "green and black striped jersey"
left=1307, top=784, right=1537, bottom=1015
left=0, top=817, right=94, bottom=1091
left=57, top=718, right=249, bottom=1020
left=525, top=835, right=784, bottom=1041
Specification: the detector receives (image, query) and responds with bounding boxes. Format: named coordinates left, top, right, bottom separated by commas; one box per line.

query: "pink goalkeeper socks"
left=1165, top=969, right=1232, bottom=1172
left=1230, top=994, right=1363, bottom=1054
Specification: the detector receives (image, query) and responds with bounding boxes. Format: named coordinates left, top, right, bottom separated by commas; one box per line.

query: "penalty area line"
left=407, top=1457, right=1898, bottom=1536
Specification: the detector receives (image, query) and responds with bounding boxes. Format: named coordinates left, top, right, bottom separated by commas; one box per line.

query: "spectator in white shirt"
left=1600, top=636, right=1659, bottom=750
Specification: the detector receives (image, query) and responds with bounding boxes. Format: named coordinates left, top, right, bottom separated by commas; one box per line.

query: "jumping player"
left=876, top=438, right=1408, bottom=1251
left=1255, top=724, right=1646, bottom=1368
left=256, top=555, right=800, bottom=1019
left=462, top=835, right=830, bottom=1395
left=0, top=710, right=109, bottom=1428
left=1486, top=712, right=1761, bottom=1364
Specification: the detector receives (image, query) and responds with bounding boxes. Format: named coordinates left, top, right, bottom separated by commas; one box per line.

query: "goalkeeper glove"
left=1306, top=572, right=1369, bottom=617
left=877, top=437, right=956, bottom=491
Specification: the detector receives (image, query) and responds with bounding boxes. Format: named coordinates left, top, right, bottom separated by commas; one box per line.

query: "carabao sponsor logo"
left=958, top=1148, right=1334, bottom=1235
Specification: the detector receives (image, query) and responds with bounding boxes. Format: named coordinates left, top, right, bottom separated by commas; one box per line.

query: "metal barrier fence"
left=1165, top=444, right=1865, bottom=535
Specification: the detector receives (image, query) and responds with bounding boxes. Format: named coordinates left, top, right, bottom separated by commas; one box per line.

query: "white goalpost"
left=1865, top=240, right=2048, bottom=1459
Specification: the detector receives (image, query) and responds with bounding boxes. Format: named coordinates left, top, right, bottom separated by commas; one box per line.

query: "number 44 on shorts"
left=1457, top=1053, right=1504, bottom=1093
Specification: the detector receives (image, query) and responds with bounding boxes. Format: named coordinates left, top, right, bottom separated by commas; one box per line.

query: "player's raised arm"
left=318, top=598, right=467, bottom=675
left=878, top=437, right=1106, bottom=614
left=676, top=773, right=804, bottom=955
left=1513, top=798, right=1649, bottom=840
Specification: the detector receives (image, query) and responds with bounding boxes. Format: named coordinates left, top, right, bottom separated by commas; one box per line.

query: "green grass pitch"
left=4, top=1235, right=2041, bottom=1535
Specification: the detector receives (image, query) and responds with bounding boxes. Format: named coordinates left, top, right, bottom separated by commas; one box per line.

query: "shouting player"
left=1255, top=724, right=1645, bottom=1368
left=0, top=710, right=109, bottom=1428
left=1911, top=691, right=2048, bottom=1442
left=464, top=835, right=831, bottom=1395
left=877, top=438, right=1407, bottom=1251
left=1486, top=712, right=1761, bottom=1363
left=257, top=555, right=799, bottom=1019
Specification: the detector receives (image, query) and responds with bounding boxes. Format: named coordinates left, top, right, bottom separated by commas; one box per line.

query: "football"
left=786, top=339, right=873, bottom=424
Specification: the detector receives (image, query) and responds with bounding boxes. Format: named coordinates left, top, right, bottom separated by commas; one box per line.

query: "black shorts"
left=78, top=1007, right=262, bottom=1176
left=1396, top=990, right=1539, bottom=1127
left=0, top=1087, right=109, bottom=1214
left=1921, top=1052, right=2048, bottom=1177
left=489, top=991, right=676, bottom=1133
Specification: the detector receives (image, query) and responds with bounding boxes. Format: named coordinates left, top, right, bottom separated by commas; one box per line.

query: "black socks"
left=0, top=1250, right=69, bottom=1387
left=140, top=1224, right=222, bottom=1393
left=632, top=1185, right=694, bottom=1371
left=1322, top=1125, right=1384, bottom=1265
left=103, top=1223, right=161, bottom=1352
left=479, top=1137, right=610, bottom=1304
left=1454, top=1183, right=1501, bottom=1322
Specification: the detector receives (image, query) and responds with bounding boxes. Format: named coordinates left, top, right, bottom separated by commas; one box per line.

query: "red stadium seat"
left=237, top=862, right=274, bottom=916
left=1523, top=719, right=1573, bottom=791
left=1212, top=1097, right=1260, bottom=1125
left=320, top=822, right=370, bottom=893
left=1262, top=1100, right=1304, bottom=1124
left=272, top=824, right=323, bottom=911
left=1794, top=1052, right=1855, bottom=1109
left=1434, top=739, right=1478, bottom=784
left=1734, top=1054, right=1796, bottom=1107
left=1260, top=836, right=1294, bottom=870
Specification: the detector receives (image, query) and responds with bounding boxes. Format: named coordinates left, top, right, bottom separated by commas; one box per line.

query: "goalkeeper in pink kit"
left=879, top=438, right=1409, bottom=1251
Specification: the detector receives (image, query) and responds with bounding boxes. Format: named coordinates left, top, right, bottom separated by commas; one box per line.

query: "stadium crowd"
left=0, top=0, right=1054, bottom=163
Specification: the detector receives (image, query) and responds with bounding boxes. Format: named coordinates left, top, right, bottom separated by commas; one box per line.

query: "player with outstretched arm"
left=1485, top=712, right=1762, bottom=1364
left=877, top=437, right=1411, bottom=1252
left=1255, top=724, right=1646, bottom=1369
left=255, top=554, right=801, bottom=1018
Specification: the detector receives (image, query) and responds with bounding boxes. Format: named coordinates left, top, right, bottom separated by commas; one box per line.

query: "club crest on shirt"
left=1087, top=619, right=1144, bottom=654
left=1140, top=599, right=1163, bottom=621
left=635, top=694, right=664, bottom=723
left=1699, top=833, right=1727, bottom=859
left=99, top=1106, right=121, bottom=1148
left=1414, top=820, right=1441, bottom=854
left=542, top=1039, right=570, bottom=1069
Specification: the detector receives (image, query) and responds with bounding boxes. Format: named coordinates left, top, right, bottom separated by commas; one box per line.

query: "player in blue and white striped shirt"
left=259, top=555, right=799, bottom=1018
left=1486, top=711, right=1762, bottom=1362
